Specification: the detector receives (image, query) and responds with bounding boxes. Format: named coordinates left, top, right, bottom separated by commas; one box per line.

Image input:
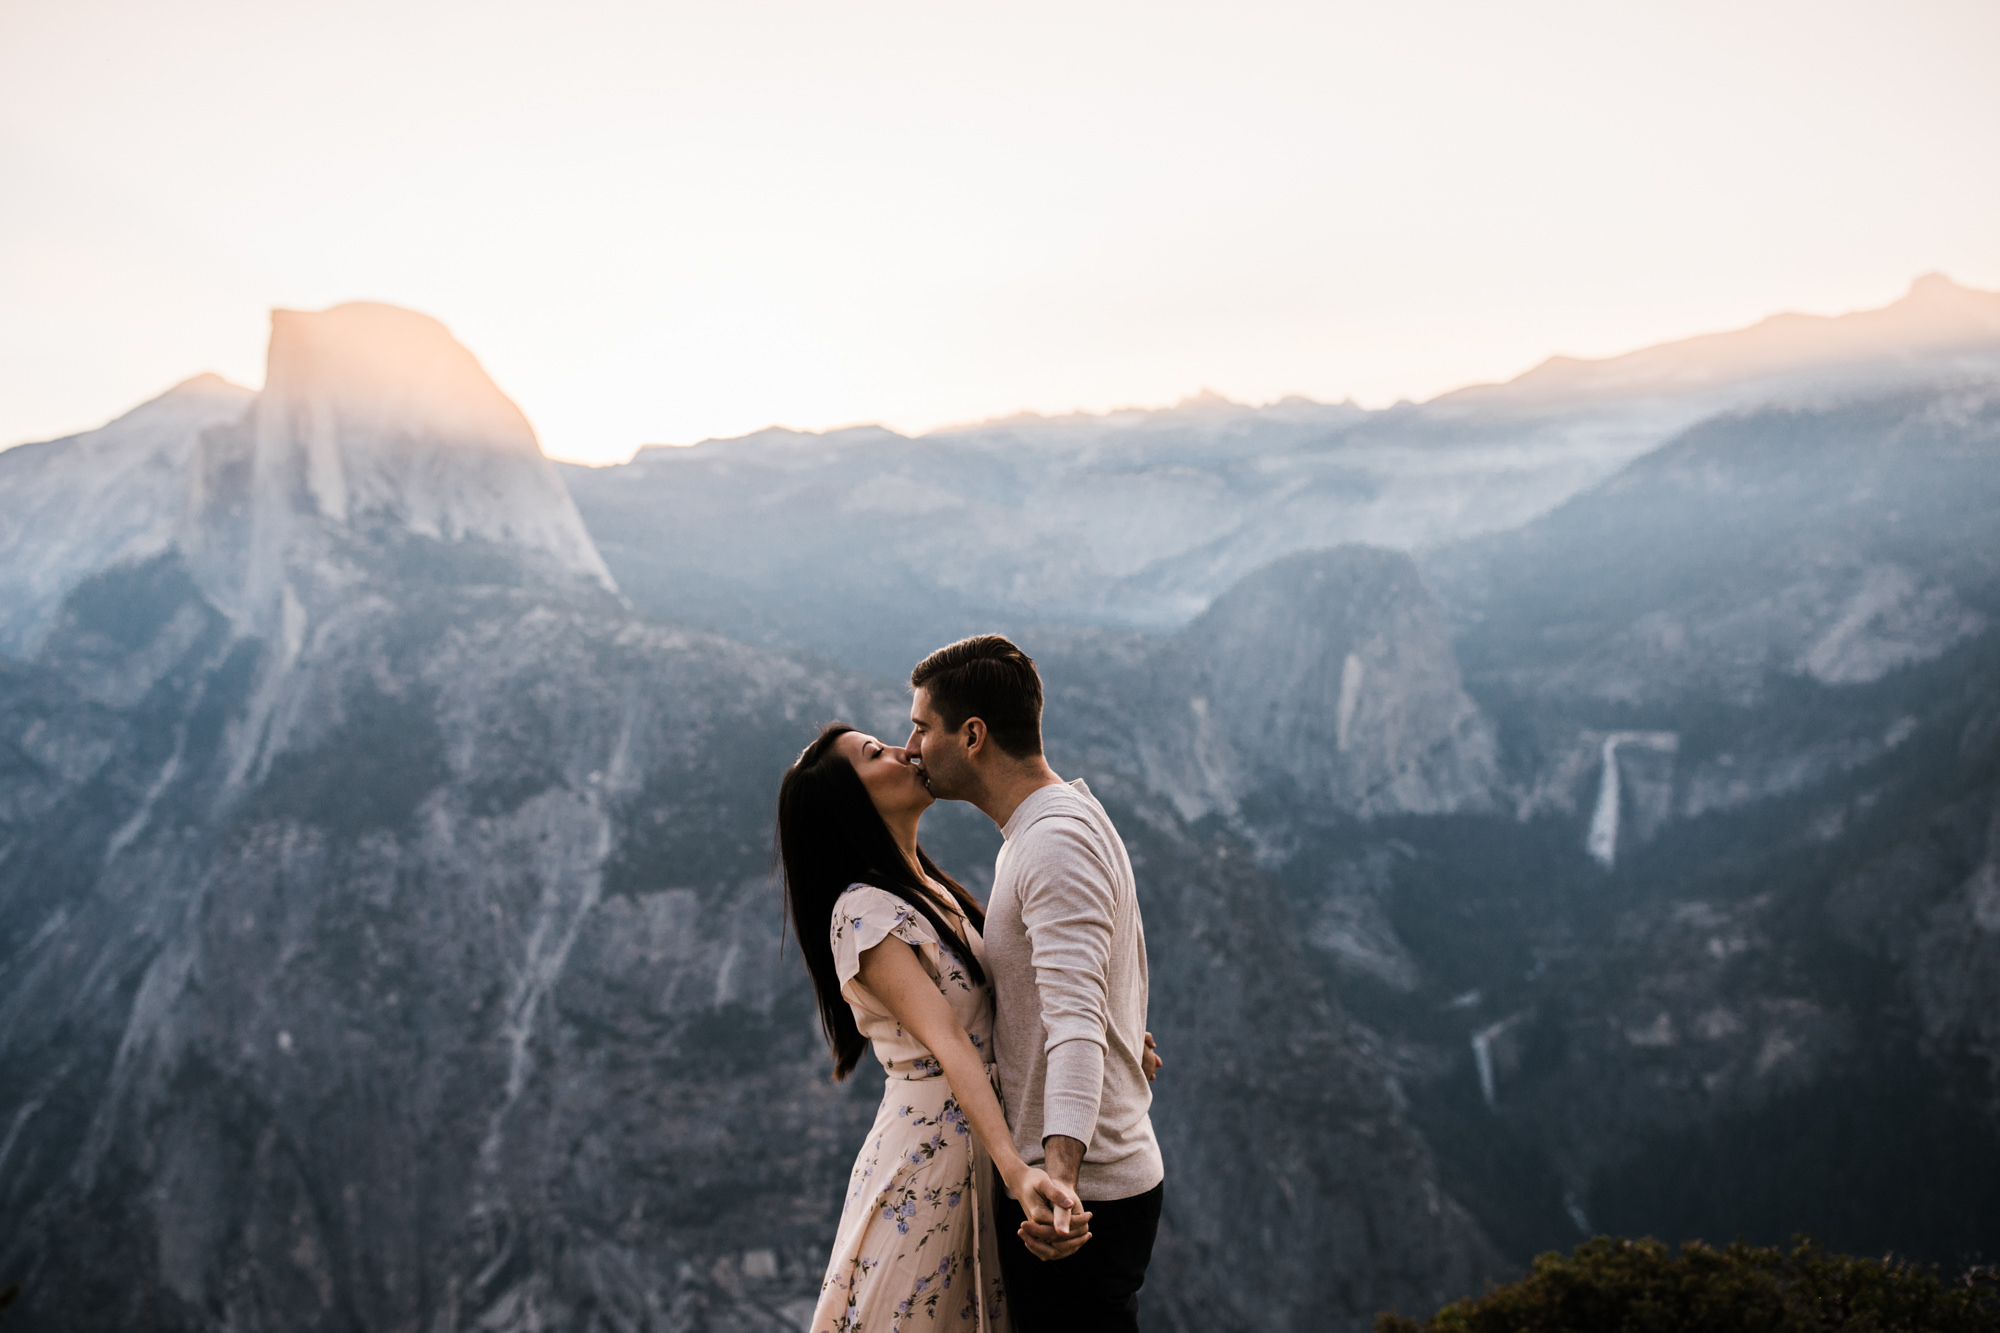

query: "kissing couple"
left=778, top=635, right=1166, bottom=1333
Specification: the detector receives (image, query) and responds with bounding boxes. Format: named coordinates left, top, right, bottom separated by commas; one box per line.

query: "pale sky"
left=3, top=0, right=1997, bottom=465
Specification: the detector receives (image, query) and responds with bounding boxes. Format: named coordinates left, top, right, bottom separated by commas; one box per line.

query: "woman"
left=779, top=722, right=1078, bottom=1332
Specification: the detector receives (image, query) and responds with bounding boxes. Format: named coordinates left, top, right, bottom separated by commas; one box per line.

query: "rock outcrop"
left=1139, top=546, right=1502, bottom=822
left=0, top=374, right=251, bottom=657
left=182, top=303, right=613, bottom=631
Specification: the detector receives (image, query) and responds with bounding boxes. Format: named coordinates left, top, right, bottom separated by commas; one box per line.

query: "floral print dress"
left=811, top=884, right=1009, bottom=1333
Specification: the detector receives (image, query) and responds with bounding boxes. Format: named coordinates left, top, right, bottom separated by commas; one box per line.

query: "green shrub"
left=1377, top=1237, right=2000, bottom=1333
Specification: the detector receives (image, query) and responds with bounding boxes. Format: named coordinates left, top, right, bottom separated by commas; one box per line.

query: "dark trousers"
left=993, top=1175, right=1163, bottom=1333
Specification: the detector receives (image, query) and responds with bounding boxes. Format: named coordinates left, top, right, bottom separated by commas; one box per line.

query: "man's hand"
left=1019, top=1135, right=1091, bottom=1261
left=1009, top=1166, right=1088, bottom=1260
left=1143, top=1031, right=1163, bottom=1082
left=1018, top=1206, right=1093, bottom=1261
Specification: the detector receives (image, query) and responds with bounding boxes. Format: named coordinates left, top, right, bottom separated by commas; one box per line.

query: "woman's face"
left=835, top=730, right=933, bottom=822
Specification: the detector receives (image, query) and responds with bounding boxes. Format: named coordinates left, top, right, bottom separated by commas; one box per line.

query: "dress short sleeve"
left=830, top=884, right=943, bottom=1003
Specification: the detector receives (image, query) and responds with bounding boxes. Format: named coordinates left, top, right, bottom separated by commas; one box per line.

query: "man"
left=905, top=634, right=1165, bottom=1333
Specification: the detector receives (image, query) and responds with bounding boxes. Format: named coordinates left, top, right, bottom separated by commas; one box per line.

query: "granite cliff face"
left=1, top=560, right=892, bottom=1332
left=182, top=303, right=613, bottom=634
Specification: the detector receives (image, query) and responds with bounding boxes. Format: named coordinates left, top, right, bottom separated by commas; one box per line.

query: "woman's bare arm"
left=856, top=938, right=1091, bottom=1257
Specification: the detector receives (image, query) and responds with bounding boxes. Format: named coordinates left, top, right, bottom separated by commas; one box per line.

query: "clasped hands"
left=1009, top=1144, right=1095, bottom=1264
left=1008, top=1163, right=1093, bottom=1262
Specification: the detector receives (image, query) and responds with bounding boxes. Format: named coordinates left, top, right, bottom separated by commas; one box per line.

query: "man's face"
left=907, top=687, right=975, bottom=800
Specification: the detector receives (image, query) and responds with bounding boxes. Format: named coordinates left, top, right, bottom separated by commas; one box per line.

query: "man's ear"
left=961, top=716, right=988, bottom=760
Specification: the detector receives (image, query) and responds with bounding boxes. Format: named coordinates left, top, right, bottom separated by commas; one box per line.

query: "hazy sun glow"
left=3, top=0, right=1997, bottom=463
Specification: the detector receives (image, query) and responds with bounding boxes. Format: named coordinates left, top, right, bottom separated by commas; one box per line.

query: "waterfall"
left=1586, top=735, right=1624, bottom=868
left=1470, top=1014, right=1525, bottom=1110
left=1335, top=652, right=1364, bottom=752
left=1585, top=731, right=1679, bottom=869
left=1472, top=1027, right=1498, bottom=1108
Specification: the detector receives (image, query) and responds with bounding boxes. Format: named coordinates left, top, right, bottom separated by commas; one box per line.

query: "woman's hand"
left=1007, top=1165, right=1092, bottom=1261
left=1143, top=1031, right=1163, bottom=1082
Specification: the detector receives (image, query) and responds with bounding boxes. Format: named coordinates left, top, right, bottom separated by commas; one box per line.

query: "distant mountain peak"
left=1436, top=274, right=2000, bottom=411
left=1903, top=271, right=2000, bottom=323
left=1177, top=386, right=1239, bottom=411
left=1909, top=270, right=1966, bottom=299
left=168, top=371, right=253, bottom=400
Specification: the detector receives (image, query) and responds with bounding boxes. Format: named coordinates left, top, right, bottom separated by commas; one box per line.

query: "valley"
left=1, top=279, right=1997, bottom=1330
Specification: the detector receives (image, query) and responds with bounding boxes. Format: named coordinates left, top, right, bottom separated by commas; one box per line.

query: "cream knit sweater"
left=985, top=780, right=1164, bottom=1202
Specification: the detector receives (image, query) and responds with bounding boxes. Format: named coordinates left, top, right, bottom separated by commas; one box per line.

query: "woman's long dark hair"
left=778, top=722, right=987, bottom=1080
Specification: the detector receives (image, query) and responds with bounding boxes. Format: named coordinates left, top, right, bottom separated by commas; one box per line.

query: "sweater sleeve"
left=1015, top=817, right=1117, bottom=1147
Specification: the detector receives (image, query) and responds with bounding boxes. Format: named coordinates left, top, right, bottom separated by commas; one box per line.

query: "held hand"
left=1010, top=1167, right=1092, bottom=1262
left=1143, top=1031, right=1163, bottom=1083
left=1020, top=1210, right=1093, bottom=1261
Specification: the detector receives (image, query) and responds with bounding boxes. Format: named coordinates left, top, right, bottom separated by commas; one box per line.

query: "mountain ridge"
left=11, top=275, right=1996, bottom=469
left=615, top=274, right=2000, bottom=456
left=1436, top=273, right=2000, bottom=411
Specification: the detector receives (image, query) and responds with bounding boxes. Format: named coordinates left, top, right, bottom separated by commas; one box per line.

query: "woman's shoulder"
left=831, top=884, right=937, bottom=942
left=830, top=883, right=946, bottom=990
left=833, top=881, right=908, bottom=916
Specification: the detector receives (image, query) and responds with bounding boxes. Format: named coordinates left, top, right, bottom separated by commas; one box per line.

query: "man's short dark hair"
left=910, top=635, right=1044, bottom=758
